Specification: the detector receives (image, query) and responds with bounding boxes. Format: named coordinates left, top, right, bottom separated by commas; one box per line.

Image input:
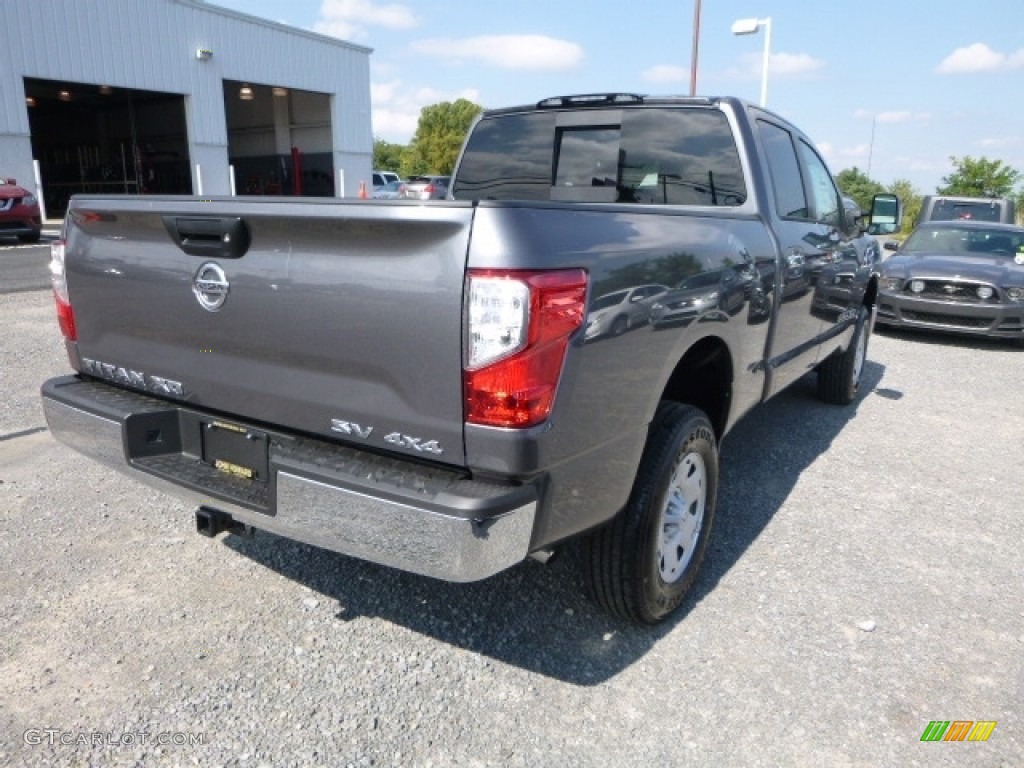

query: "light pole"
left=731, top=16, right=771, bottom=107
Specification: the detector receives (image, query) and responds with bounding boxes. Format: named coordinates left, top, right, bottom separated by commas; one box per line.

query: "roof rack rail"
left=536, top=93, right=645, bottom=109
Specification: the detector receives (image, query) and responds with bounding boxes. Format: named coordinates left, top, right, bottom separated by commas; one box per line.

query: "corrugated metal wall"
left=0, top=0, right=372, bottom=195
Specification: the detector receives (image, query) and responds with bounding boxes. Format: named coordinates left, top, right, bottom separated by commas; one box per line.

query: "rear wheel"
left=17, top=230, right=41, bottom=244
left=818, top=305, right=870, bottom=405
left=584, top=402, right=718, bottom=624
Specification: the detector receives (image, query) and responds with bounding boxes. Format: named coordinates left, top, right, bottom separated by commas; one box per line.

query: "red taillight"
left=423, top=184, right=435, bottom=195
left=56, top=297, right=77, bottom=340
left=49, top=238, right=77, bottom=341
left=464, top=269, right=588, bottom=428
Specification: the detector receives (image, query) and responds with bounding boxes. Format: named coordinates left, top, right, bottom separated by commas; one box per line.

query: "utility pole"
left=689, top=0, right=702, bottom=96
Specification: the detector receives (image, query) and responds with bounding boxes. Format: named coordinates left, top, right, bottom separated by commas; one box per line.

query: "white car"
left=585, top=284, right=670, bottom=339
left=372, top=171, right=402, bottom=196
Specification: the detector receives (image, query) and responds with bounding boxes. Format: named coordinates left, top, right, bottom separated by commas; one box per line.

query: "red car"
left=0, top=178, right=42, bottom=243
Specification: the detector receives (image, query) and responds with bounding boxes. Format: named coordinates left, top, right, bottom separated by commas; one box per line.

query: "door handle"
left=163, top=216, right=251, bottom=259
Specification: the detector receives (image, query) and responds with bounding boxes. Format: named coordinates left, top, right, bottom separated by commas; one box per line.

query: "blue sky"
left=211, top=0, right=1024, bottom=194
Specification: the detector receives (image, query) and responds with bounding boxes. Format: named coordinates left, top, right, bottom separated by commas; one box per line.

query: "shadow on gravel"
left=224, top=362, right=887, bottom=686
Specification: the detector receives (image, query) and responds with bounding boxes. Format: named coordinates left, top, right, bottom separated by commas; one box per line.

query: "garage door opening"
left=224, top=80, right=335, bottom=197
left=25, top=77, right=191, bottom=217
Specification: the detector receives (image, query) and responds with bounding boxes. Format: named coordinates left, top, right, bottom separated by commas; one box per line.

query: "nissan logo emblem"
left=193, top=262, right=229, bottom=311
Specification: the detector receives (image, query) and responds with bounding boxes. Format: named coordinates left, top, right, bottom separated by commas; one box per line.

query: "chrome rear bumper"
left=41, top=376, right=537, bottom=582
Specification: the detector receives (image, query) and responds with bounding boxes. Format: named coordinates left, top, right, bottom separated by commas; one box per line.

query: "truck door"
left=755, top=118, right=846, bottom=396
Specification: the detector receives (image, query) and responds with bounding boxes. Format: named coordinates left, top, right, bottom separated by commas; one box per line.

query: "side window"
left=618, top=108, right=746, bottom=205
left=797, top=140, right=841, bottom=227
left=757, top=120, right=808, bottom=219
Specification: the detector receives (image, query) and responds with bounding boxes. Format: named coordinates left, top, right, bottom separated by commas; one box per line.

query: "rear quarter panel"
left=464, top=202, right=775, bottom=546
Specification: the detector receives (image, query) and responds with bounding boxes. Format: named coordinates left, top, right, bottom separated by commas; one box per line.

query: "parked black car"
left=876, top=221, right=1024, bottom=342
left=649, top=269, right=746, bottom=329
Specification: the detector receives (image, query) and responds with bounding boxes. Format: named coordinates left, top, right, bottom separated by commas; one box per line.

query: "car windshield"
left=902, top=226, right=1024, bottom=256
left=591, top=291, right=629, bottom=310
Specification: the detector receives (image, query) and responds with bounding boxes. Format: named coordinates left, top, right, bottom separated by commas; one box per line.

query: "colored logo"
left=920, top=721, right=996, bottom=742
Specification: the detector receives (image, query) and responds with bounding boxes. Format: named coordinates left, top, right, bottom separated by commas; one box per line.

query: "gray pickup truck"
left=41, top=94, right=895, bottom=624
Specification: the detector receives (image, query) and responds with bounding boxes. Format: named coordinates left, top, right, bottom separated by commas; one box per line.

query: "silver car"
left=399, top=175, right=450, bottom=200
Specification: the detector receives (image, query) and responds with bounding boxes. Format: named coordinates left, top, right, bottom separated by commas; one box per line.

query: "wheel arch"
left=658, top=335, right=734, bottom=439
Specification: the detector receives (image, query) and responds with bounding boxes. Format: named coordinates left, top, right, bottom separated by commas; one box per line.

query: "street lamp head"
left=731, top=18, right=762, bottom=35
left=731, top=16, right=772, bottom=108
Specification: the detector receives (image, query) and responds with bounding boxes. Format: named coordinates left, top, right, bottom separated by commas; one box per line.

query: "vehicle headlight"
left=976, top=285, right=994, bottom=300
left=910, top=280, right=926, bottom=294
left=880, top=276, right=902, bottom=291
left=22, top=194, right=37, bottom=206
left=1005, top=286, right=1024, bottom=302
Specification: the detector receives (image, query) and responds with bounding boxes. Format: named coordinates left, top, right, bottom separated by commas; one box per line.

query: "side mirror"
left=842, top=196, right=865, bottom=235
left=869, top=193, right=901, bottom=233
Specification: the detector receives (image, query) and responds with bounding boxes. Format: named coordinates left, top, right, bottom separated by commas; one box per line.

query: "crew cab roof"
left=480, top=93, right=740, bottom=117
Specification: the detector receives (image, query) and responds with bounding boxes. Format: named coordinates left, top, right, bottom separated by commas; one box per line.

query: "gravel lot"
left=1, top=288, right=1021, bottom=767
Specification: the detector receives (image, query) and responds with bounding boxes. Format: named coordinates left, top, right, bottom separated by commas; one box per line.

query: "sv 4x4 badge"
left=331, top=418, right=443, bottom=455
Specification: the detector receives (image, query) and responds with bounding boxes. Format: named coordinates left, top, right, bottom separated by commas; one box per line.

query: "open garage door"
left=223, top=80, right=335, bottom=197
left=25, top=78, right=191, bottom=217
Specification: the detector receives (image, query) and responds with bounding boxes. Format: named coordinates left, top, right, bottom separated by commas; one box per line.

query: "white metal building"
left=0, top=0, right=373, bottom=216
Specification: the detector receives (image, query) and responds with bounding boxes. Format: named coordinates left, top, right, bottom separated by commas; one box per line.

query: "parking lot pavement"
left=1, top=289, right=1021, bottom=767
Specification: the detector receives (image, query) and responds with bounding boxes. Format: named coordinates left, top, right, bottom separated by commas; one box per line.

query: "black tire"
left=817, top=305, right=870, bottom=405
left=584, top=402, right=718, bottom=624
left=17, top=231, right=41, bottom=244
left=610, top=315, right=628, bottom=336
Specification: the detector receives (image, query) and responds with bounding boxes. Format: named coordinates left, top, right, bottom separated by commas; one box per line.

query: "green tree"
left=835, top=167, right=886, bottom=212
left=887, top=178, right=922, bottom=234
left=938, top=155, right=1021, bottom=198
left=402, top=99, right=483, bottom=177
left=373, top=139, right=407, bottom=173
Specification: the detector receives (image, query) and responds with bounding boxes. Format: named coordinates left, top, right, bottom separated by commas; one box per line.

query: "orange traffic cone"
left=358, top=180, right=368, bottom=199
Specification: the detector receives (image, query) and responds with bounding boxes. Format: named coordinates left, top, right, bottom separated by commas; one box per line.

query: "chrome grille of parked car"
left=913, top=280, right=999, bottom=302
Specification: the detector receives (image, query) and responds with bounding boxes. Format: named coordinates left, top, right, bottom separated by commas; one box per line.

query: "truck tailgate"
left=64, top=197, right=474, bottom=466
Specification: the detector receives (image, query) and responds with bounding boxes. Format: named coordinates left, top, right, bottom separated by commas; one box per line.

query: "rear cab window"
left=929, top=200, right=1005, bottom=222
left=452, top=107, right=747, bottom=206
